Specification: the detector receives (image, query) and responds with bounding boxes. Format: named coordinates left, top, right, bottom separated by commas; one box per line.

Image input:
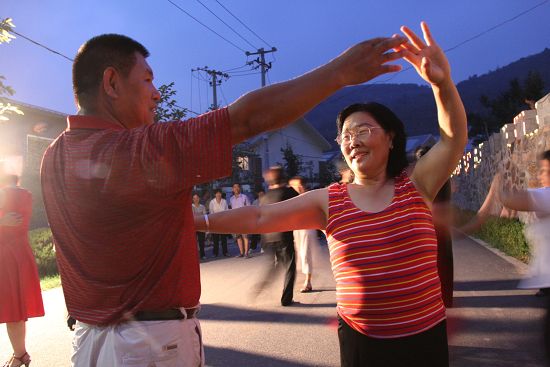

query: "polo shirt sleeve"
left=135, top=108, right=232, bottom=191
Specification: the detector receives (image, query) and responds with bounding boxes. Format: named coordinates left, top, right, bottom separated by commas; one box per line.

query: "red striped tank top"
left=326, top=172, right=445, bottom=338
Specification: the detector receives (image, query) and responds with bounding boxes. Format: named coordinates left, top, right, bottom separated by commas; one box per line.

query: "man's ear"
left=102, top=67, right=119, bottom=99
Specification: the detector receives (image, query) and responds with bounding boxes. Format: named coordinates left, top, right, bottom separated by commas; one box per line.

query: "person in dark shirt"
left=260, top=166, right=299, bottom=306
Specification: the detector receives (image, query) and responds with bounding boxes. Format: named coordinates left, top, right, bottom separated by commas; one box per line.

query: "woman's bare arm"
left=195, top=188, right=328, bottom=234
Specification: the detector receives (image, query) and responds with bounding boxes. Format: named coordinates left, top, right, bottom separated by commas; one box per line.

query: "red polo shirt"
left=41, top=108, right=232, bottom=325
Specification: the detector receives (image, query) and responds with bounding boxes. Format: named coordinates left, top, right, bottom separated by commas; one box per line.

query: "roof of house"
left=247, top=117, right=332, bottom=151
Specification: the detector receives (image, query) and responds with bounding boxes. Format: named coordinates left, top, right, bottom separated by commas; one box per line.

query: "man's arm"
left=228, top=36, right=406, bottom=144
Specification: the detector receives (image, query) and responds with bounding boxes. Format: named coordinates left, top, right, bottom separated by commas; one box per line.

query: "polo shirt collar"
left=67, top=115, right=126, bottom=131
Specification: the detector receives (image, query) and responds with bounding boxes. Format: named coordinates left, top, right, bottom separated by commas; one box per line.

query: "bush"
left=29, top=227, right=58, bottom=277
left=452, top=206, right=530, bottom=263
left=475, top=217, right=530, bottom=263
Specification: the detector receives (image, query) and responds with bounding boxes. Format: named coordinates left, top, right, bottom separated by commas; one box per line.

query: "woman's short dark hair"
left=214, top=188, right=223, bottom=194
left=336, top=102, right=408, bottom=178
left=73, top=34, right=149, bottom=106
left=539, top=150, right=550, bottom=162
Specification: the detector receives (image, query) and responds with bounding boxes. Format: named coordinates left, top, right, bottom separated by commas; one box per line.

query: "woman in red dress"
left=0, top=173, right=44, bottom=367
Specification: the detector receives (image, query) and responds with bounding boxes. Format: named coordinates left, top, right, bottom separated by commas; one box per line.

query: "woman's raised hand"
left=397, top=22, right=451, bottom=87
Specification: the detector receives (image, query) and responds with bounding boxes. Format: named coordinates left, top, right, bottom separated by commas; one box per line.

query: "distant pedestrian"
left=1, top=173, right=44, bottom=367
left=229, top=183, right=251, bottom=257
left=289, top=176, right=317, bottom=293
left=260, top=167, right=299, bottom=306
left=209, top=189, right=229, bottom=257
left=249, top=189, right=265, bottom=252
left=192, top=193, right=207, bottom=259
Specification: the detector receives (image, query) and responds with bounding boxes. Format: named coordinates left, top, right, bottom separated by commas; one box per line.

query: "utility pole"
left=192, top=66, right=229, bottom=110
left=246, top=47, right=277, bottom=87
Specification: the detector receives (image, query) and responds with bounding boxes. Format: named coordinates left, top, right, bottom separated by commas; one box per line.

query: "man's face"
left=539, top=159, right=550, bottom=188
left=232, top=184, right=240, bottom=195
left=289, top=179, right=305, bottom=194
left=116, top=52, right=160, bottom=128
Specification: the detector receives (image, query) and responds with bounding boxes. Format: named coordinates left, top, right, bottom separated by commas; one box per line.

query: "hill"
left=305, top=48, right=550, bottom=147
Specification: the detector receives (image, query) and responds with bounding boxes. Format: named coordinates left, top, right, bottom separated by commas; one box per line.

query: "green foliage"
left=155, top=82, right=187, bottom=122
left=280, top=143, right=302, bottom=179
left=0, top=18, right=23, bottom=121
left=40, top=274, right=61, bottom=290
left=453, top=207, right=530, bottom=263
left=28, top=227, right=58, bottom=277
left=475, top=217, right=530, bottom=263
left=469, top=71, right=545, bottom=140
left=0, top=18, right=16, bottom=44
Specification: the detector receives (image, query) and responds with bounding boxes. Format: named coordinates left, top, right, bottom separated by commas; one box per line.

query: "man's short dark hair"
left=72, top=34, right=149, bottom=106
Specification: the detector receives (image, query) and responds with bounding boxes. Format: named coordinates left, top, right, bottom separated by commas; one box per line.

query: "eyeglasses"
left=335, top=126, right=383, bottom=145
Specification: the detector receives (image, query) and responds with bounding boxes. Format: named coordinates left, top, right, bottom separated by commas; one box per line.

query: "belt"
left=134, top=307, right=199, bottom=321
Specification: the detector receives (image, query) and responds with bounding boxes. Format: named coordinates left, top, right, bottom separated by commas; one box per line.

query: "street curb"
left=453, top=228, right=529, bottom=275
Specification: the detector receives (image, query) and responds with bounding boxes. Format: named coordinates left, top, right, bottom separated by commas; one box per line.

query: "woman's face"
left=193, top=195, right=200, bottom=205
left=538, top=159, right=550, bottom=188
left=339, top=111, right=393, bottom=179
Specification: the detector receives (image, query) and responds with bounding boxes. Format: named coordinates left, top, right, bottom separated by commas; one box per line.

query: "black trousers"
left=212, top=233, right=228, bottom=256
left=265, top=240, right=296, bottom=306
left=338, top=317, right=449, bottom=367
left=196, top=232, right=206, bottom=258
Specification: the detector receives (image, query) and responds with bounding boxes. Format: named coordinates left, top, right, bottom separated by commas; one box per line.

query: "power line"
left=166, top=0, right=247, bottom=53
left=1, top=28, right=73, bottom=62
left=445, top=0, right=549, bottom=53
left=194, top=0, right=258, bottom=50
left=213, top=0, right=273, bottom=48
left=222, top=63, right=253, bottom=73
left=331, top=0, right=549, bottom=103
left=227, top=72, right=261, bottom=77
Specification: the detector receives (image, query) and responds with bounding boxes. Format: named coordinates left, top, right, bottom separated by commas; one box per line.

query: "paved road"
left=1, top=235, right=546, bottom=366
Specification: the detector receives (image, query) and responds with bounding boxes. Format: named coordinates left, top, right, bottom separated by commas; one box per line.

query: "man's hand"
left=397, top=22, right=451, bottom=87
left=0, top=212, right=22, bottom=226
left=327, top=36, right=407, bottom=88
left=229, top=35, right=406, bottom=144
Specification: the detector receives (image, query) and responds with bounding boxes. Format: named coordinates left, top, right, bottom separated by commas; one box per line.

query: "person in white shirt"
left=209, top=189, right=229, bottom=257
left=229, top=183, right=251, bottom=257
left=289, top=176, right=317, bottom=292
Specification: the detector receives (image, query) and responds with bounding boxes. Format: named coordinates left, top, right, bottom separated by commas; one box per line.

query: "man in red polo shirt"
left=40, top=33, right=406, bottom=366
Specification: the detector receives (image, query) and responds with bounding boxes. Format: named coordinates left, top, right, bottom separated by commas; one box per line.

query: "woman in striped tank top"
left=197, top=22, right=467, bottom=367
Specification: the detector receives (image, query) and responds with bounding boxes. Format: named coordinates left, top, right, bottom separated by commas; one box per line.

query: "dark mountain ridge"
left=305, top=48, right=550, bottom=147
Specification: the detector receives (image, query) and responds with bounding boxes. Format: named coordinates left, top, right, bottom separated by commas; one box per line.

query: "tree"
left=280, top=143, right=302, bottom=178
left=468, top=71, right=546, bottom=141
left=0, top=17, right=23, bottom=121
left=155, top=82, right=187, bottom=122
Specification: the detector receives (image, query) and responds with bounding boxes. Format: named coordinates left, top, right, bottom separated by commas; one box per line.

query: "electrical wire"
left=166, top=0, right=247, bottom=53
left=195, top=0, right=258, bottom=50
left=3, top=28, right=73, bottom=62
left=331, top=0, right=549, bottom=103
left=213, top=0, right=273, bottom=48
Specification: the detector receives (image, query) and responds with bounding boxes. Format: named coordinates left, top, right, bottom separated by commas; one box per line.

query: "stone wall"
left=452, top=93, right=550, bottom=224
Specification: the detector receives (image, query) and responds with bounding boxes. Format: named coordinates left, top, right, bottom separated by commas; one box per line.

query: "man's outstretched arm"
left=228, top=36, right=406, bottom=145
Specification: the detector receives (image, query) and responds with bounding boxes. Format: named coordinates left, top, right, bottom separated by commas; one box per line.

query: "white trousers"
left=71, top=318, right=204, bottom=367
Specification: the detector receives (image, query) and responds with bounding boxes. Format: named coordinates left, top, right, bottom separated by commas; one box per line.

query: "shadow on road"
left=453, top=294, right=546, bottom=309
left=454, top=279, right=523, bottom=291
left=450, top=345, right=546, bottom=367
left=200, top=303, right=334, bottom=325
left=204, top=345, right=320, bottom=367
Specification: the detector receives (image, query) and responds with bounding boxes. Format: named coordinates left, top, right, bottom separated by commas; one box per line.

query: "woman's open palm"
left=397, top=22, right=450, bottom=86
